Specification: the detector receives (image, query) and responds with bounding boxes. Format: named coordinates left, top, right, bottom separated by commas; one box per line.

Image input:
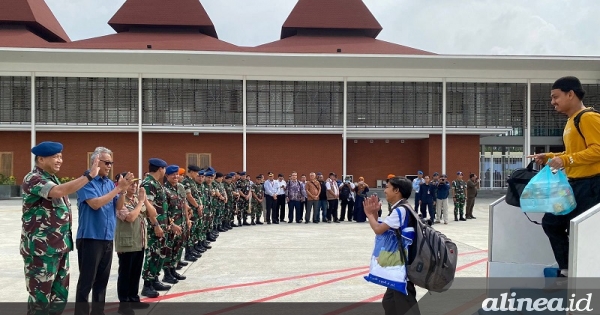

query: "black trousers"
left=117, top=250, right=145, bottom=302
left=74, top=239, right=113, bottom=315
left=340, top=198, right=355, bottom=221
left=382, top=282, right=420, bottom=315
left=542, top=175, right=600, bottom=270
left=266, top=195, right=277, bottom=223
left=327, top=199, right=339, bottom=221
left=277, top=194, right=286, bottom=221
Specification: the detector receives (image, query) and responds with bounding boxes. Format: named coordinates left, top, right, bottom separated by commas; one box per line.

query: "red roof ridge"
left=281, top=0, right=382, bottom=39
left=0, top=0, right=70, bottom=42
left=108, top=0, right=218, bottom=38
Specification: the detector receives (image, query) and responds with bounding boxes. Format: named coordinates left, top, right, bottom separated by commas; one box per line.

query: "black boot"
left=152, top=278, right=171, bottom=291
left=459, top=215, right=467, bottom=221
left=231, top=221, right=238, bottom=227
left=162, top=268, right=178, bottom=284
left=117, top=302, right=134, bottom=315
left=256, top=218, right=263, bottom=225
left=203, top=240, right=213, bottom=249
left=218, top=225, right=226, bottom=232
left=190, top=248, right=202, bottom=258
left=178, top=260, right=188, bottom=266
left=454, top=214, right=458, bottom=222
left=171, top=268, right=186, bottom=280
left=195, top=241, right=206, bottom=252
left=243, top=218, right=251, bottom=226
left=141, top=280, right=159, bottom=298
left=184, top=250, right=198, bottom=262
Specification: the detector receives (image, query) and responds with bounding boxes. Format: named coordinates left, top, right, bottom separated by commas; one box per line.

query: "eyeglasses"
left=100, top=160, right=114, bottom=166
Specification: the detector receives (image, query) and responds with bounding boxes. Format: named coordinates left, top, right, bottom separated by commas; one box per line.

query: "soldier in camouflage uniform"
left=21, top=141, right=101, bottom=315
left=223, top=174, right=237, bottom=228
left=182, top=165, right=203, bottom=262
left=140, top=158, right=173, bottom=297
left=451, top=171, right=468, bottom=222
left=251, top=174, right=265, bottom=225
left=213, top=173, right=228, bottom=232
left=162, top=165, right=187, bottom=284
left=194, top=170, right=211, bottom=250
left=205, top=170, right=220, bottom=237
left=236, top=171, right=252, bottom=226
left=200, top=169, right=218, bottom=243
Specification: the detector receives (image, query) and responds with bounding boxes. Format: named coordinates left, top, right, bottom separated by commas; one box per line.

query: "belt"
left=568, top=174, right=600, bottom=182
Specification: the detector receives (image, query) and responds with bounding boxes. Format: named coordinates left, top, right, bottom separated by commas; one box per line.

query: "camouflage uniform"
left=182, top=176, right=202, bottom=248
left=140, top=174, right=170, bottom=282
left=452, top=179, right=467, bottom=219
left=21, top=166, right=72, bottom=315
left=163, top=181, right=186, bottom=268
left=251, top=182, right=264, bottom=223
left=199, top=182, right=214, bottom=236
left=224, top=181, right=236, bottom=226
left=236, top=178, right=251, bottom=224
left=212, top=181, right=227, bottom=229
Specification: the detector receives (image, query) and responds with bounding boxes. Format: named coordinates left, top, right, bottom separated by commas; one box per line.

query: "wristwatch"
left=83, top=170, right=93, bottom=181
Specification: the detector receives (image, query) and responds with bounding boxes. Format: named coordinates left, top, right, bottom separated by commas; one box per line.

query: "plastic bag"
left=364, top=221, right=410, bottom=295
left=519, top=165, right=577, bottom=215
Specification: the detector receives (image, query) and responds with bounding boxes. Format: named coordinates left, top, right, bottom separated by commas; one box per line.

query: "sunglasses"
left=100, top=160, right=114, bottom=166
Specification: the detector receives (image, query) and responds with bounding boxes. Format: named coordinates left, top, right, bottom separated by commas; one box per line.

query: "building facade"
left=1, top=0, right=599, bottom=189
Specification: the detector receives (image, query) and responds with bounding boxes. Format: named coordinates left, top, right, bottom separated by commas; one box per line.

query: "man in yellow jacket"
left=529, top=76, right=600, bottom=279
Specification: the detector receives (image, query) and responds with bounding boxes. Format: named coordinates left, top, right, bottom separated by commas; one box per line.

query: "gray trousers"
left=305, top=200, right=319, bottom=222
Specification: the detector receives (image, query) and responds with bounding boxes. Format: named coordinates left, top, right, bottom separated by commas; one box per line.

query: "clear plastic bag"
left=519, top=165, right=577, bottom=215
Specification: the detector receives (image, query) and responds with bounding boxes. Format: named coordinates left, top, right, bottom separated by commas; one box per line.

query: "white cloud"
left=43, top=0, right=600, bottom=56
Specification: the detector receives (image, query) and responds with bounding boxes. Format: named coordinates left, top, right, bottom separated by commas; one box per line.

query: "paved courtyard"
left=0, top=195, right=497, bottom=313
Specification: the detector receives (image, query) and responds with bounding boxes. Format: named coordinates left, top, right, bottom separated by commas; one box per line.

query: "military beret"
left=207, top=167, right=215, bottom=173
left=316, top=172, right=322, bottom=176
left=457, top=171, right=463, bottom=175
left=256, top=175, right=261, bottom=179
left=149, top=158, right=167, bottom=168
left=228, top=172, right=236, bottom=177
left=237, top=171, right=246, bottom=175
left=188, top=165, right=201, bottom=172
left=31, top=141, right=63, bottom=157
left=178, top=168, right=185, bottom=175
left=433, top=172, right=439, bottom=176
left=418, top=170, right=423, bottom=175
left=198, top=169, right=205, bottom=176
left=278, top=173, right=284, bottom=177
left=166, top=165, right=179, bottom=175
left=205, top=170, right=215, bottom=177
left=215, top=172, right=223, bottom=178
left=225, top=175, right=232, bottom=179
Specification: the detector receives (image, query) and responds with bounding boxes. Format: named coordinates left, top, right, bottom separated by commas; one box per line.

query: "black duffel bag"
left=505, top=160, right=539, bottom=208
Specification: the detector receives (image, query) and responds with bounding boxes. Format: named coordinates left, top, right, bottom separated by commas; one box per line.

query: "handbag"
left=505, top=160, right=538, bottom=208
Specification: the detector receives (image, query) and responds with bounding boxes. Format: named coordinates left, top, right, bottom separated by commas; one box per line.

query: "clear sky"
left=45, top=0, right=600, bottom=56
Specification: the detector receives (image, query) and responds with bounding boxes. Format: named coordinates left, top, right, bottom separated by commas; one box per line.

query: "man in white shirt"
left=275, top=174, right=287, bottom=223
left=264, top=172, right=279, bottom=224
left=326, top=172, right=341, bottom=223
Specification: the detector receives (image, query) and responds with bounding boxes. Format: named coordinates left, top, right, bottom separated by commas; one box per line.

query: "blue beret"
left=418, top=170, right=423, bottom=175
left=149, top=158, right=167, bottom=168
left=205, top=170, right=215, bottom=177
left=225, top=174, right=232, bottom=179
left=166, top=165, right=179, bottom=175
left=433, top=172, right=439, bottom=176
left=198, top=169, right=205, bottom=176
left=31, top=141, right=63, bottom=157
left=457, top=171, right=463, bottom=175
left=228, top=172, right=236, bottom=177
left=237, top=171, right=246, bottom=175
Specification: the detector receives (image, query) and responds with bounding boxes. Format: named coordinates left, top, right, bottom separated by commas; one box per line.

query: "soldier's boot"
left=243, top=217, right=251, bottom=226
left=184, top=248, right=198, bottom=262
left=162, top=268, right=179, bottom=284
left=231, top=221, right=238, bottom=227
left=459, top=215, right=467, bottom=221
left=194, top=241, right=205, bottom=252
left=176, top=261, right=187, bottom=270
left=152, top=278, right=171, bottom=291
left=171, top=268, right=186, bottom=281
left=207, top=232, right=217, bottom=242
left=256, top=218, right=263, bottom=225
left=251, top=218, right=256, bottom=225
left=189, top=247, right=202, bottom=258
left=141, top=281, right=160, bottom=298
left=203, top=240, right=213, bottom=249
left=454, top=214, right=458, bottom=222
left=218, top=224, right=226, bottom=232
left=224, top=221, right=232, bottom=230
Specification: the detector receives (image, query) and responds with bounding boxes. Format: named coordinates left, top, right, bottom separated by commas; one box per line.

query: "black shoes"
left=171, top=268, right=186, bottom=281
left=162, top=268, right=178, bottom=284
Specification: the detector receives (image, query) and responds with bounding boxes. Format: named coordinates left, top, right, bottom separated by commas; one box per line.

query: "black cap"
left=188, top=165, right=201, bottom=172
left=215, top=172, right=224, bottom=178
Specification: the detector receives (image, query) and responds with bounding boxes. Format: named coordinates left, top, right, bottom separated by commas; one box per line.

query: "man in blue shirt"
left=435, top=174, right=451, bottom=224
left=412, top=171, right=424, bottom=214
left=74, top=147, right=133, bottom=315
left=419, top=175, right=436, bottom=224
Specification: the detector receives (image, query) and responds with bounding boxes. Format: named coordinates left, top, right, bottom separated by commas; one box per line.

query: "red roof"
left=0, top=0, right=70, bottom=42
left=64, top=29, right=241, bottom=52
left=281, top=0, right=382, bottom=39
left=108, top=0, right=218, bottom=38
left=251, top=34, right=434, bottom=55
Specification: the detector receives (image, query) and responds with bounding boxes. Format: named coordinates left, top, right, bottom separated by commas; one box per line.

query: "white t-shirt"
left=383, top=200, right=409, bottom=229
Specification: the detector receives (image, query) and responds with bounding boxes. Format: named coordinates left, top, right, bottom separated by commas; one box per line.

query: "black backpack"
left=505, top=160, right=544, bottom=225
left=339, top=183, right=351, bottom=200
left=573, top=107, right=600, bottom=145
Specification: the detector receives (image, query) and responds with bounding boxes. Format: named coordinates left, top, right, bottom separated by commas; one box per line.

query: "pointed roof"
left=281, top=0, right=382, bottom=39
left=108, top=0, right=218, bottom=38
left=0, top=0, right=70, bottom=42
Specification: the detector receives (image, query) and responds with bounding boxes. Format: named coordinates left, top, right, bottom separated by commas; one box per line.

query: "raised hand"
left=363, top=195, right=381, bottom=216
left=138, top=188, right=147, bottom=202
left=89, top=156, right=101, bottom=177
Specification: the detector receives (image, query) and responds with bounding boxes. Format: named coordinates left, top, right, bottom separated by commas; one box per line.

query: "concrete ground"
left=0, top=195, right=497, bottom=312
